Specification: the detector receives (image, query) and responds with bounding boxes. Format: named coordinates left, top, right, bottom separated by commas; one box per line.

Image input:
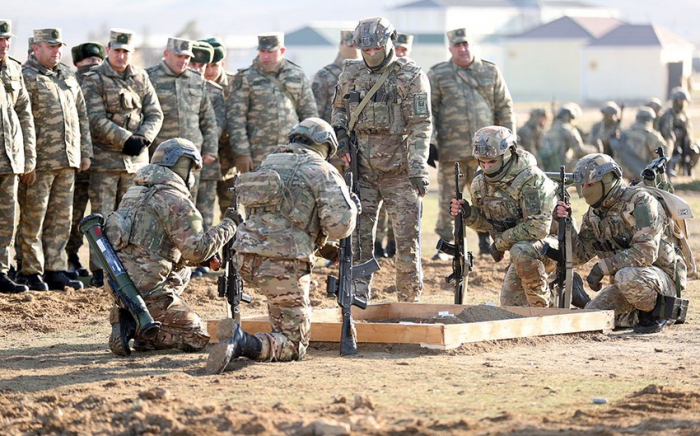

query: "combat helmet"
left=556, top=103, right=580, bottom=122
left=644, top=97, right=663, bottom=113
left=601, top=101, right=621, bottom=116
left=670, top=87, right=691, bottom=102
left=636, top=106, right=656, bottom=123
left=151, top=138, right=203, bottom=169
left=472, top=126, right=517, bottom=181
left=288, top=117, right=338, bottom=159
left=353, top=17, right=397, bottom=71
left=572, top=153, right=622, bottom=207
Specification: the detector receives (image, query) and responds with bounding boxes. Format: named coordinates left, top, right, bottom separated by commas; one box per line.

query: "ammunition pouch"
left=488, top=218, right=518, bottom=234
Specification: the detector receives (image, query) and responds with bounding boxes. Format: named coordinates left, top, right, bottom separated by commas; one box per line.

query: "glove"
left=335, top=128, right=350, bottom=155
left=586, top=263, right=604, bottom=292
left=490, top=243, right=504, bottom=263
left=122, top=135, right=149, bottom=156
left=460, top=199, right=471, bottom=218
left=410, top=177, right=429, bottom=197
left=349, top=191, right=362, bottom=215
left=224, top=207, right=243, bottom=226
left=317, top=241, right=340, bottom=263
left=235, top=155, right=253, bottom=173
left=427, top=144, right=439, bottom=168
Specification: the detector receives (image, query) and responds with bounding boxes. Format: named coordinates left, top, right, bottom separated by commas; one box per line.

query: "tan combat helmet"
left=636, top=106, right=656, bottom=123
left=601, top=101, right=621, bottom=116
left=670, top=87, right=691, bottom=102
left=353, top=17, right=397, bottom=71
left=151, top=138, right=203, bottom=170
left=572, top=153, right=622, bottom=185
left=288, top=117, right=339, bottom=159
left=472, top=126, right=517, bottom=180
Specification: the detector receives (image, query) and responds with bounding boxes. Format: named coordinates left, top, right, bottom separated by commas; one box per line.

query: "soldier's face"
left=107, top=47, right=132, bottom=73
left=189, top=61, right=206, bottom=74
left=258, top=47, right=285, bottom=70
left=35, top=41, right=62, bottom=68
left=0, top=37, right=10, bottom=60
left=449, top=42, right=473, bottom=67
left=164, top=50, right=190, bottom=75
left=75, top=56, right=102, bottom=68
left=205, top=61, right=224, bottom=81
left=395, top=46, right=409, bottom=58
left=478, top=157, right=501, bottom=172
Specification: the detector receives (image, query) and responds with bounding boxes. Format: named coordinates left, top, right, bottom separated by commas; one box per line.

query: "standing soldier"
left=644, top=97, right=663, bottom=132
left=17, top=28, right=92, bottom=291
left=541, top=104, right=599, bottom=172
left=517, top=108, right=549, bottom=167
left=659, top=87, right=696, bottom=176
left=615, top=107, right=667, bottom=179
left=66, top=41, right=105, bottom=278
left=394, top=33, right=413, bottom=58
left=80, top=29, right=164, bottom=287
left=207, top=118, right=357, bottom=373
left=450, top=127, right=557, bottom=307
left=0, top=19, right=35, bottom=294
left=590, top=101, right=621, bottom=157
left=429, top=27, right=515, bottom=257
left=332, top=17, right=432, bottom=302
left=227, top=32, right=318, bottom=174
left=147, top=37, right=218, bottom=203
left=312, top=30, right=357, bottom=126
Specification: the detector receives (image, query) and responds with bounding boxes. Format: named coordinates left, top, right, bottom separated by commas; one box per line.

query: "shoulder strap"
left=348, top=66, right=393, bottom=132
left=251, top=66, right=297, bottom=106
left=451, top=62, right=494, bottom=110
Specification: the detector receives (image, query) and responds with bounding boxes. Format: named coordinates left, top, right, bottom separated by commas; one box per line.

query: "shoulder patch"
left=413, top=93, right=429, bottom=116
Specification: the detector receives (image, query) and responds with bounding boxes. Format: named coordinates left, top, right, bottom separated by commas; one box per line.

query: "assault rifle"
left=436, top=162, right=473, bottom=304
left=218, top=174, right=252, bottom=321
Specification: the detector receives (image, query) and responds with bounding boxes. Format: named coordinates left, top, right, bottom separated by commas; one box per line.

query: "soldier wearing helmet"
left=556, top=153, right=685, bottom=333
left=331, top=16, right=432, bottom=303
left=450, top=126, right=558, bottom=307
left=517, top=108, right=550, bottom=166
left=590, top=101, right=622, bottom=157
left=103, top=138, right=238, bottom=356
left=207, top=118, right=358, bottom=373
left=659, top=87, right=695, bottom=176
left=614, top=107, right=667, bottom=179
left=541, top=103, right=600, bottom=172
left=643, top=97, right=663, bottom=132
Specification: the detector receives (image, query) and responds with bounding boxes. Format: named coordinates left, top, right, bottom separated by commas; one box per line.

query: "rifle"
left=641, top=146, right=673, bottom=193
left=218, top=174, right=252, bottom=321
left=436, top=162, right=473, bottom=304
left=326, top=177, right=380, bottom=356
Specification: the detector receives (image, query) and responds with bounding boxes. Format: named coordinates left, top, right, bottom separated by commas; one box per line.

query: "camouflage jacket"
left=312, top=54, right=343, bottom=123
left=227, top=57, right=318, bottom=167
left=200, top=78, right=226, bottom=181
left=621, top=121, right=668, bottom=164
left=212, top=70, right=237, bottom=180
left=590, top=119, right=620, bottom=155
left=147, top=61, right=218, bottom=157
left=428, top=57, right=515, bottom=161
left=0, top=56, right=35, bottom=175
left=22, top=56, right=92, bottom=170
left=570, top=183, right=681, bottom=284
left=81, top=60, right=163, bottom=173
left=659, top=107, right=693, bottom=149
left=233, top=144, right=356, bottom=262
left=466, top=150, right=557, bottom=252
left=541, top=119, right=599, bottom=172
left=75, top=64, right=93, bottom=86
left=332, top=57, right=432, bottom=179
left=517, top=118, right=545, bottom=164
left=105, top=163, right=236, bottom=296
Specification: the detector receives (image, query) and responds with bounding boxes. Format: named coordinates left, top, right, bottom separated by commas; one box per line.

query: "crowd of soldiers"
left=0, top=16, right=692, bottom=370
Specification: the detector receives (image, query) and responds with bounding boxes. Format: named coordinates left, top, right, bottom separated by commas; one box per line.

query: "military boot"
left=385, top=237, right=396, bottom=258
left=8, top=264, right=17, bottom=281
left=45, top=271, right=84, bottom=290
left=68, top=253, right=90, bottom=277
left=206, top=320, right=263, bottom=374
left=109, top=309, right=137, bottom=357
left=478, top=232, right=492, bottom=256
left=0, top=273, right=29, bottom=294
left=633, top=310, right=668, bottom=334
left=17, top=273, right=49, bottom=291
left=90, top=269, right=104, bottom=287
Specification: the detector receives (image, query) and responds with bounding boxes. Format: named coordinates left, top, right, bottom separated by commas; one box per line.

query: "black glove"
left=335, top=128, right=350, bottom=155
left=122, top=135, right=149, bottom=156
left=427, top=143, right=439, bottom=168
left=459, top=199, right=471, bottom=219
left=490, top=243, right=504, bottom=263
left=349, top=191, right=362, bottom=215
left=586, top=263, right=604, bottom=292
left=224, top=207, right=243, bottom=226
left=410, top=177, right=429, bottom=197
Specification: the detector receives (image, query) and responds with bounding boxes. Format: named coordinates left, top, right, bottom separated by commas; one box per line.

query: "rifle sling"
left=348, top=66, right=392, bottom=132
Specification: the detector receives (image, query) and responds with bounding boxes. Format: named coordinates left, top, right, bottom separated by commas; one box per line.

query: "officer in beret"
left=394, top=33, right=413, bottom=58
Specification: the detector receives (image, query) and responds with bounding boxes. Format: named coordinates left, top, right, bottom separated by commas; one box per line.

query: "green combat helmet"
left=636, top=106, right=656, bottom=123
left=353, top=17, right=397, bottom=71
left=288, top=117, right=339, bottom=159
left=472, top=126, right=517, bottom=181
left=151, top=138, right=203, bottom=190
left=572, top=153, right=622, bottom=207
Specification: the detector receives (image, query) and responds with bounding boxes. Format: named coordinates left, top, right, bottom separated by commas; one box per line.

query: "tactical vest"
left=472, top=167, right=534, bottom=228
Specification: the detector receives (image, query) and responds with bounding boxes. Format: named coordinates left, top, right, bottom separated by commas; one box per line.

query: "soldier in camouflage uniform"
left=429, top=27, right=515, bottom=256
left=18, top=28, right=92, bottom=291
left=590, top=101, right=621, bottom=157
left=312, top=30, right=357, bottom=127
left=105, top=138, right=237, bottom=356
left=644, top=97, right=663, bottom=132
left=659, top=87, right=696, bottom=177
left=394, top=33, right=413, bottom=58
left=81, top=29, right=164, bottom=287
left=332, top=17, right=431, bottom=302
left=206, top=118, right=357, bottom=373
left=0, top=19, right=35, bottom=294
left=227, top=32, right=318, bottom=174
left=540, top=104, right=600, bottom=172
left=517, top=108, right=549, bottom=167
left=66, top=41, right=105, bottom=278
left=147, top=37, right=218, bottom=203
left=614, top=107, right=667, bottom=179
left=556, top=154, right=685, bottom=333
left=450, top=126, right=557, bottom=307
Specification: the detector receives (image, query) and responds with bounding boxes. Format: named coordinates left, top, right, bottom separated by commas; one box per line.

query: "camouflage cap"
left=109, top=28, right=135, bottom=52
left=191, top=41, right=214, bottom=64
left=33, top=28, right=65, bottom=46
left=202, top=36, right=226, bottom=62
left=340, top=30, right=354, bottom=47
left=636, top=106, right=656, bottom=123
left=71, top=42, right=106, bottom=64
left=600, top=101, right=621, bottom=116
left=572, top=153, right=622, bottom=185
left=27, top=37, right=34, bottom=54
left=151, top=138, right=203, bottom=170
left=644, top=97, right=663, bottom=113
left=395, top=33, right=413, bottom=49
left=0, top=19, right=16, bottom=38
left=353, top=17, right=396, bottom=49
left=447, top=28, right=471, bottom=45
left=258, top=32, right=284, bottom=51
left=472, top=126, right=516, bottom=158
left=670, top=86, right=691, bottom=102
left=166, top=37, right=194, bottom=56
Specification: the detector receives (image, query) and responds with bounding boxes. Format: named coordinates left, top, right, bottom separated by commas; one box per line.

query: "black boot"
left=385, top=238, right=396, bottom=258
left=17, top=273, right=49, bottom=291
left=374, top=240, right=386, bottom=259
left=90, top=269, right=104, bottom=287
left=45, top=271, right=84, bottom=290
left=0, top=273, right=28, bottom=294
left=68, top=253, right=90, bottom=277
left=633, top=310, right=668, bottom=334
left=109, top=309, right=136, bottom=357
left=8, top=264, right=17, bottom=281
left=478, top=232, right=492, bottom=256
left=206, top=320, right=263, bottom=374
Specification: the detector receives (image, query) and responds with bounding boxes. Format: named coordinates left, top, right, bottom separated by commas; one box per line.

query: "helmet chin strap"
left=591, top=177, right=619, bottom=209
left=484, top=149, right=515, bottom=182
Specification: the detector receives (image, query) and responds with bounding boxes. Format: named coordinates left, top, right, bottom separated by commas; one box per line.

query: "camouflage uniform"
left=105, top=139, right=236, bottom=352
left=615, top=107, right=667, bottom=179
left=211, top=68, right=238, bottom=217
left=19, top=44, right=92, bottom=277
left=428, top=29, right=515, bottom=244
left=0, top=24, right=36, bottom=277
left=465, top=127, right=557, bottom=307
left=517, top=108, right=548, bottom=167
left=541, top=106, right=599, bottom=172
left=590, top=102, right=621, bottom=157
left=659, top=88, right=695, bottom=176
left=81, top=30, right=164, bottom=274
left=332, top=18, right=432, bottom=302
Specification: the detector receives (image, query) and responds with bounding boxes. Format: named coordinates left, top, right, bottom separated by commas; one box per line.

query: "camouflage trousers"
left=216, top=177, right=236, bottom=219
left=500, top=239, right=556, bottom=307
left=586, top=266, right=676, bottom=327
left=89, top=171, right=134, bottom=272
left=436, top=159, right=479, bottom=241
left=66, top=170, right=90, bottom=255
left=0, top=174, right=18, bottom=274
left=196, top=179, right=217, bottom=230
left=355, top=174, right=422, bottom=302
left=234, top=253, right=312, bottom=362
left=375, top=205, right=394, bottom=244
left=18, top=168, right=75, bottom=275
